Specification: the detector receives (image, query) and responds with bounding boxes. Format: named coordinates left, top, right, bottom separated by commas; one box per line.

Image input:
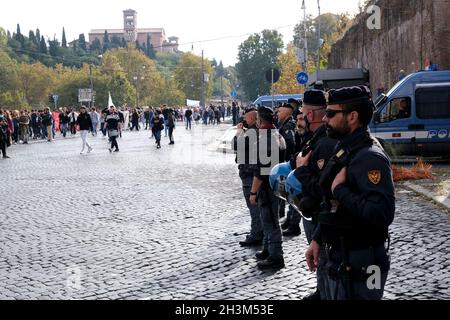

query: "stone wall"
left=328, top=0, right=450, bottom=92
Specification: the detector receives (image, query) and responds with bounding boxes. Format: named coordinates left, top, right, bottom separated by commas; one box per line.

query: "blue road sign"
left=53, top=95, right=59, bottom=103
left=231, top=90, right=238, bottom=98
left=296, top=72, right=309, bottom=85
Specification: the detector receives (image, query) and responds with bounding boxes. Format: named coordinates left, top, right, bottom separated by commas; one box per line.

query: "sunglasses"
left=325, top=109, right=346, bottom=119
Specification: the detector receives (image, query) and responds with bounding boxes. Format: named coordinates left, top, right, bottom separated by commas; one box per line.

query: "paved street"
left=1, top=124, right=449, bottom=300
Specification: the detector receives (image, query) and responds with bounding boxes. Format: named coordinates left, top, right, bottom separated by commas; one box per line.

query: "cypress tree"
left=40, top=36, right=47, bottom=53
left=78, top=33, right=87, bottom=51
left=62, top=27, right=67, bottom=47
left=35, top=29, right=41, bottom=45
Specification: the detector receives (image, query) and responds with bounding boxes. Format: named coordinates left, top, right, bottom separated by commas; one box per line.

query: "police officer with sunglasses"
left=305, top=86, right=395, bottom=300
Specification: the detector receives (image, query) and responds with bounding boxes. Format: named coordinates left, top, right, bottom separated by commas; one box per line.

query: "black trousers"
left=110, top=136, right=119, bottom=150
left=168, top=126, right=174, bottom=142
left=0, top=139, right=6, bottom=157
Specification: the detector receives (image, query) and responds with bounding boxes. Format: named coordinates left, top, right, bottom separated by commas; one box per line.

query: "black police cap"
left=328, top=86, right=374, bottom=126
left=280, top=103, right=294, bottom=111
left=327, top=85, right=372, bottom=105
left=257, top=106, right=275, bottom=122
left=303, top=89, right=327, bottom=107
left=243, top=106, right=257, bottom=114
left=288, top=98, right=300, bottom=105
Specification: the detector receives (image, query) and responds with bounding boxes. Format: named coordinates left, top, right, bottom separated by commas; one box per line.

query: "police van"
left=370, top=71, right=450, bottom=159
left=253, top=94, right=303, bottom=108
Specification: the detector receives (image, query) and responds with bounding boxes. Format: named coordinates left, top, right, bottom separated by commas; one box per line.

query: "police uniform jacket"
left=278, top=117, right=296, bottom=162
left=313, top=127, right=395, bottom=249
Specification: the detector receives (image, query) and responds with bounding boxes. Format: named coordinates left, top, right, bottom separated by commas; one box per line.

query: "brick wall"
left=328, top=0, right=450, bottom=92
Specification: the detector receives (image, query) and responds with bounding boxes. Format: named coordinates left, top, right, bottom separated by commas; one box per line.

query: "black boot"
left=255, top=250, right=270, bottom=261
left=257, top=257, right=285, bottom=270
left=239, top=238, right=262, bottom=247
left=282, top=226, right=301, bottom=237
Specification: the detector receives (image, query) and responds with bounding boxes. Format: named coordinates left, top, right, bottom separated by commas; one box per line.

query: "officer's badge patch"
left=368, top=170, right=381, bottom=185
left=317, top=159, right=325, bottom=170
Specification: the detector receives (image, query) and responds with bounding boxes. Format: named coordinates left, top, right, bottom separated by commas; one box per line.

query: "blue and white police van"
left=253, top=94, right=303, bottom=108
left=370, top=71, right=450, bottom=160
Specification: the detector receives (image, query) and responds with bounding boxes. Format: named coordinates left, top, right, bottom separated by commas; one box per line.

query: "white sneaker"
left=80, top=151, right=85, bottom=155
left=88, top=147, right=93, bottom=153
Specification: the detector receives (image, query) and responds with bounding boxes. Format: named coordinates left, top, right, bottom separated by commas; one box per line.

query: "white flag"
left=108, top=92, right=115, bottom=109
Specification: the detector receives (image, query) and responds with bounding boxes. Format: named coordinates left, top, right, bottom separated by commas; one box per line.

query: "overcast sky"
left=1, top=0, right=360, bottom=66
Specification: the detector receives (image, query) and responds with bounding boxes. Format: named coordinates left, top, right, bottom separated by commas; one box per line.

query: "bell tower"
left=123, top=9, right=137, bottom=42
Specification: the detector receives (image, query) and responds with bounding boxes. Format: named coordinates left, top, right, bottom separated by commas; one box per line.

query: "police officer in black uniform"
left=284, top=90, right=335, bottom=239
left=250, top=106, right=286, bottom=270
left=232, top=107, right=263, bottom=247
left=305, top=86, right=395, bottom=300
left=276, top=103, right=298, bottom=233
left=288, top=98, right=302, bottom=119
left=288, top=89, right=337, bottom=300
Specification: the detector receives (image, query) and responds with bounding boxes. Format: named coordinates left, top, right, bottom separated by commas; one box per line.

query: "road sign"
left=78, top=89, right=93, bottom=102
left=53, top=95, right=58, bottom=103
left=296, top=72, right=309, bottom=85
left=230, top=90, right=238, bottom=98
left=265, top=68, right=281, bottom=84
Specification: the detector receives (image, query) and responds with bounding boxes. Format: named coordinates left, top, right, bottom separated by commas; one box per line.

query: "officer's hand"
left=250, top=194, right=257, bottom=206
left=296, top=151, right=312, bottom=168
left=331, top=167, right=347, bottom=193
left=305, top=240, right=320, bottom=272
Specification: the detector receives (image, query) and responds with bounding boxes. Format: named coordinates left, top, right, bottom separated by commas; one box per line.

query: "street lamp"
left=316, top=0, right=321, bottom=83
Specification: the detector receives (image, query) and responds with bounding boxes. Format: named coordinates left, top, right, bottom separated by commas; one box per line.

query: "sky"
left=1, top=0, right=360, bottom=66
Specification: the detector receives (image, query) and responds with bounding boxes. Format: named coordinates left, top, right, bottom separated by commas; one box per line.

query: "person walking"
left=0, top=110, right=10, bottom=158
left=76, top=106, right=94, bottom=155
left=12, top=111, right=20, bottom=145
left=151, top=109, right=164, bottom=149
left=41, top=108, right=54, bottom=142
left=89, top=107, right=100, bottom=136
left=105, top=107, right=121, bottom=153
left=185, top=107, right=193, bottom=130
left=168, top=108, right=176, bottom=145
left=18, top=110, right=30, bottom=144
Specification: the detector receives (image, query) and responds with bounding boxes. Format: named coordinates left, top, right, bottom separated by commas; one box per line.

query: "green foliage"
left=174, top=52, right=213, bottom=103
left=236, top=29, right=284, bottom=101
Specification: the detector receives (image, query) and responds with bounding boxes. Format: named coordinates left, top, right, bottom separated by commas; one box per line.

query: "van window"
left=416, top=87, right=450, bottom=119
left=379, top=97, right=412, bottom=123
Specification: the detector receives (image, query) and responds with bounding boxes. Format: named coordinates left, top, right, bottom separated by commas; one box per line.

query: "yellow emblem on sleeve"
left=368, top=170, right=381, bottom=185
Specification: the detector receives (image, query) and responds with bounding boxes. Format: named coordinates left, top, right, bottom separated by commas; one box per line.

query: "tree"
left=273, top=45, right=304, bottom=94
left=35, top=29, right=41, bottom=46
left=39, top=36, right=47, bottom=54
left=293, top=13, right=351, bottom=71
left=62, top=27, right=67, bottom=48
left=0, top=51, right=20, bottom=107
left=28, top=31, right=37, bottom=46
left=174, top=52, right=213, bottom=102
left=146, top=35, right=156, bottom=59
left=48, top=38, right=60, bottom=57
left=90, top=38, right=102, bottom=54
left=102, top=31, right=110, bottom=52
left=18, top=62, right=56, bottom=106
left=236, top=29, right=284, bottom=101
left=15, top=23, right=23, bottom=43
left=78, top=34, right=87, bottom=51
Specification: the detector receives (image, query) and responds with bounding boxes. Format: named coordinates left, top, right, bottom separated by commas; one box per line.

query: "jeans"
left=91, top=122, right=98, bottom=135
left=61, top=123, right=68, bottom=137
left=186, top=117, right=192, bottom=130
left=80, top=130, right=92, bottom=152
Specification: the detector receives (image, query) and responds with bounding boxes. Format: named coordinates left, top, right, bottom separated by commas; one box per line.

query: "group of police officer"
left=232, top=86, right=395, bottom=300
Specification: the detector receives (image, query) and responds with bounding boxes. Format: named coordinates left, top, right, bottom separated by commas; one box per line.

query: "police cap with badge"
left=303, top=89, right=327, bottom=107
left=257, top=106, right=275, bottom=123
left=327, top=85, right=375, bottom=126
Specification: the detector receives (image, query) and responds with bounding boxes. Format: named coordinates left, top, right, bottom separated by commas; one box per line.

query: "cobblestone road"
left=1, top=124, right=449, bottom=300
